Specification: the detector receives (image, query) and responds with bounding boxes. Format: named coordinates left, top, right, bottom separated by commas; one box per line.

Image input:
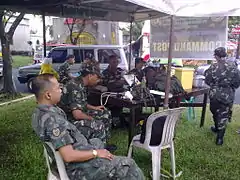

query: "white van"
left=18, top=45, right=129, bottom=91
left=47, top=45, right=129, bottom=72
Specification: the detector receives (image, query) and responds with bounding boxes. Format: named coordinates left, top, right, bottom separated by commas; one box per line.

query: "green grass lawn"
left=1, top=100, right=240, bottom=180
left=12, top=56, right=33, bottom=68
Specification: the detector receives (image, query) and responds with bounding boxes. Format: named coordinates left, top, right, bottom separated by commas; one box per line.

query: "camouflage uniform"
left=58, top=61, right=71, bottom=84
left=128, top=68, right=145, bottom=82
left=58, top=77, right=112, bottom=143
left=102, top=67, right=125, bottom=86
left=32, top=105, right=145, bottom=180
left=205, top=61, right=240, bottom=132
left=102, top=67, right=125, bottom=126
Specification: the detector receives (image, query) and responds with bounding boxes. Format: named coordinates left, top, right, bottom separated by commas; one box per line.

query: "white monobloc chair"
left=43, top=142, right=70, bottom=180
left=128, top=107, right=185, bottom=180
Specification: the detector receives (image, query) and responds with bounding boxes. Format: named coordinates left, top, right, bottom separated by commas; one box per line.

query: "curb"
left=0, top=94, right=34, bottom=107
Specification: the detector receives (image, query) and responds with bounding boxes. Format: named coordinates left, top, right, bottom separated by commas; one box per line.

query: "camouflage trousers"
left=210, top=99, right=233, bottom=130
left=87, top=109, right=112, bottom=140
left=67, top=139, right=144, bottom=180
left=68, top=156, right=145, bottom=180
left=73, top=109, right=112, bottom=143
left=74, top=119, right=107, bottom=144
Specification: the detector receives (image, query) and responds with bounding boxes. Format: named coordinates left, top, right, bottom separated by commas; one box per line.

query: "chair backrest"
left=143, top=107, right=185, bottom=148
left=43, top=142, right=70, bottom=180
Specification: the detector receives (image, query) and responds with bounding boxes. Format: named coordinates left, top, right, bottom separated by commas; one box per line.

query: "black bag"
left=140, top=116, right=167, bottom=146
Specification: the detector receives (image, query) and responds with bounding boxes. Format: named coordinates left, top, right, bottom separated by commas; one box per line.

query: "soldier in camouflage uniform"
left=205, top=47, right=240, bottom=145
left=31, top=74, right=145, bottom=180
left=58, top=54, right=75, bottom=84
left=58, top=66, right=112, bottom=145
left=128, top=57, right=146, bottom=82
left=102, top=55, right=126, bottom=127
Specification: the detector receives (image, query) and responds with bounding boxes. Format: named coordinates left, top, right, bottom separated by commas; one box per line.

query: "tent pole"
left=163, top=15, right=174, bottom=109
left=236, top=34, right=240, bottom=59
left=128, top=16, right=134, bottom=71
left=42, top=12, right=46, bottom=57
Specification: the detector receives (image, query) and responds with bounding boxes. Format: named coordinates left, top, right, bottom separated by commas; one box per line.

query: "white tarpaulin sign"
left=150, top=16, right=228, bottom=59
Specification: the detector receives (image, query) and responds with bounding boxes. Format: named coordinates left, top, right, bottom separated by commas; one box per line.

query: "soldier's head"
left=66, top=54, right=75, bottom=64
left=135, top=57, right=146, bottom=69
left=80, top=68, right=101, bottom=87
left=32, top=74, right=62, bottom=105
left=108, top=55, right=119, bottom=69
left=214, top=47, right=227, bottom=61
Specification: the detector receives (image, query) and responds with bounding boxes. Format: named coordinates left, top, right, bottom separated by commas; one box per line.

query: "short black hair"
left=109, top=55, right=117, bottom=61
left=66, top=54, right=75, bottom=60
left=32, top=74, right=55, bottom=99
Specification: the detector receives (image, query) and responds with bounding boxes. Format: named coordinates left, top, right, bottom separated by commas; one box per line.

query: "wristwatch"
left=92, top=150, right=98, bottom=158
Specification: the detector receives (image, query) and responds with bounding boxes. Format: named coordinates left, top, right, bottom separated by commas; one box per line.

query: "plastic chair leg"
left=127, top=142, right=133, bottom=158
left=152, top=150, right=161, bottom=180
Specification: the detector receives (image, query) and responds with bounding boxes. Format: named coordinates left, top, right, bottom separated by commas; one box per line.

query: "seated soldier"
left=102, top=55, right=126, bottom=127
left=128, top=57, right=146, bottom=82
left=58, top=55, right=75, bottom=85
left=31, top=74, right=145, bottom=180
left=58, top=65, right=115, bottom=150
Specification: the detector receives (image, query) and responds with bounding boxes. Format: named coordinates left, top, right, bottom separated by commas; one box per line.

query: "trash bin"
left=175, top=68, right=194, bottom=89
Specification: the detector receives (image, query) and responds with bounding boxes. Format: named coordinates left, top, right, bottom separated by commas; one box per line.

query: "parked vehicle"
left=33, top=43, right=72, bottom=64
left=18, top=45, right=129, bottom=91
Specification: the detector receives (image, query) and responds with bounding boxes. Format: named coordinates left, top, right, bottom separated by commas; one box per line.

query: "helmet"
left=214, top=47, right=227, bottom=58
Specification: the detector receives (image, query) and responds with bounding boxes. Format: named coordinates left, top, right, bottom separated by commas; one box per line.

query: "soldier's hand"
left=94, top=106, right=105, bottom=111
left=96, top=149, right=114, bottom=160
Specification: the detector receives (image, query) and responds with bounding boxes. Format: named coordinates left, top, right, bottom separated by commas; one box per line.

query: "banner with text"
left=150, top=17, right=228, bottom=59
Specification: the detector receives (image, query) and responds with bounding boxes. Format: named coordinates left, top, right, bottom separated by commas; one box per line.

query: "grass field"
left=1, top=100, right=240, bottom=180
left=12, top=56, right=32, bottom=68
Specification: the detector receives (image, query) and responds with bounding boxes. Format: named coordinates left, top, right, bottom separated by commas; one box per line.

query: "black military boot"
left=210, top=122, right=218, bottom=133
left=216, top=129, right=225, bottom=145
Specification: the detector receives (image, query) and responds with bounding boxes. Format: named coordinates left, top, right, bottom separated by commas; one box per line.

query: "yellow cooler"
left=174, top=68, right=194, bottom=90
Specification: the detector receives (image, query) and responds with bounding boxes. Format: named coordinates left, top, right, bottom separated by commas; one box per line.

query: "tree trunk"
left=0, top=11, right=24, bottom=96
left=1, top=39, right=17, bottom=94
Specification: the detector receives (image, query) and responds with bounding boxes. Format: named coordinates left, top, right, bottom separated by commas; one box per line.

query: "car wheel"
left=27, top=78, right=34, bottom=92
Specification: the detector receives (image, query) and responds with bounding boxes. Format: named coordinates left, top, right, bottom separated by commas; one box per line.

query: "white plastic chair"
left=128, top=107, right=185, bottom=180
left=43, top=142, right=70, bottom=180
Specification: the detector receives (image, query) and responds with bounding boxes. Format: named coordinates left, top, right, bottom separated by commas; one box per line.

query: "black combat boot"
left=210, top=122, right=218, bottom=133
left=216, top=129, right=225, bottom=145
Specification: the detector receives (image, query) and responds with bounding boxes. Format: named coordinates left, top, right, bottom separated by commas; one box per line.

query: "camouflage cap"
left=214, top=47, right=227, bottom=58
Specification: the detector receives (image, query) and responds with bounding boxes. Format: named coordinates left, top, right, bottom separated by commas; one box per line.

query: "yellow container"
left=174, top=68, right=194, bottom=90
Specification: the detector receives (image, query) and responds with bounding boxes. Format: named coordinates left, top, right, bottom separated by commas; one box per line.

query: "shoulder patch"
left=52, top=128, right=61, bottom=137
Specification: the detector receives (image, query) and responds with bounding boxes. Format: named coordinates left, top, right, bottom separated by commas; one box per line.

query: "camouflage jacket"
left=205, top=61, right=240, bottom=104
left=58, top=61, right=71, bottom=84
left=128, top=68, right=145, bottom=82
left=32, top=104, right=105, bottom=172
left=58, top=77, right=88, bottom=121
left=102, top=66, right=125, bottom=85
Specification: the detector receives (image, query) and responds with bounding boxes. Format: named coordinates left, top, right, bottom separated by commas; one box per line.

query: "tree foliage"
left=122, top=21, right=144, bottom=41
left=66, top=18, right=86, bottom=45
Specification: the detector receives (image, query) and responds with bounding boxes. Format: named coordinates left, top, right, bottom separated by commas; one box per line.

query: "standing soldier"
left=58, top=54, right=75, bottom=84
left=205, top=47, right=240, bottom=145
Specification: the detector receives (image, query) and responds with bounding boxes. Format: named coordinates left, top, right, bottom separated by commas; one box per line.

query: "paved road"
left=1, top=68, right=240, bottom=104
